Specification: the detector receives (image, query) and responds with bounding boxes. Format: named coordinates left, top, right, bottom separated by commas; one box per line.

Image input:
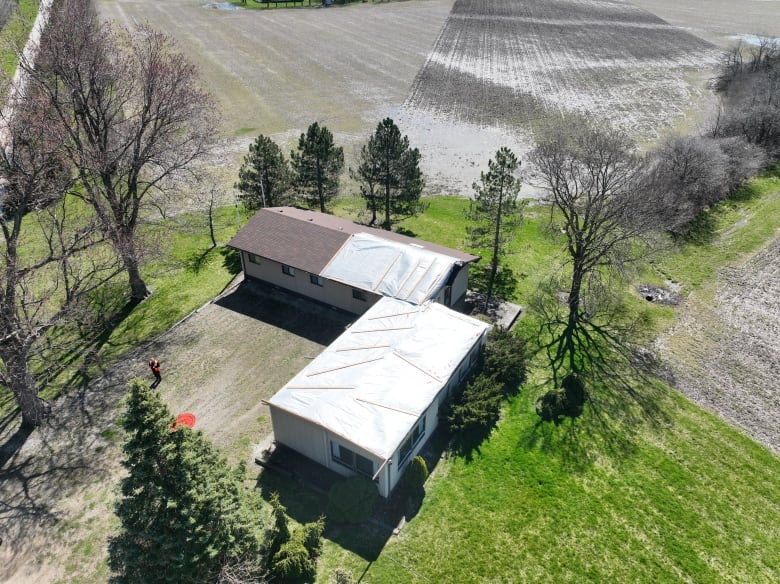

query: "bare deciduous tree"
left=712, top=36, right=780, bottom=158
left=23, top=0, right=218, bottom=302
left=529, top=118, right=652, bottom=398
left=640, top=134, right=728, bottom=234
left=0, top=89, right=117, bottom=429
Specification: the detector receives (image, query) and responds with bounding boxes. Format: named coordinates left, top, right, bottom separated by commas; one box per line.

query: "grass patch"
left=93, top=207, right=242, bottom=364
left=331, top=387, right=780, bottom=583
left=0, top=0, right=39, bottom=77
left=2, top=205, right=243, bottom=414
left=653, top=163, right=780, bottom=289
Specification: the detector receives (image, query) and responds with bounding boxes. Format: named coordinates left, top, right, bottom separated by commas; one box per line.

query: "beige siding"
left=242, top=252, right=380, bottom=314
left=270, top=405, right=328, bottom=465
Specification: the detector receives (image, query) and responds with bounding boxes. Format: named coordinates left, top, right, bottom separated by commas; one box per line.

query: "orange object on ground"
left=171, top=412, right=196, bottom=430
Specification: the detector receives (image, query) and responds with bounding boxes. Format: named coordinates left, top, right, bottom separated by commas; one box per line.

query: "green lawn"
left=310, top=171, right=780, bottom=582
left=319, top=387, right=779, bottom=583
left=1, top=205, right=244, bottom=411
left=0, top=0, right=39, bottom=77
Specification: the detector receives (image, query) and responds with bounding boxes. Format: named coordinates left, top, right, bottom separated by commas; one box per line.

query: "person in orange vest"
left=149, top=358, right=162, bottom=388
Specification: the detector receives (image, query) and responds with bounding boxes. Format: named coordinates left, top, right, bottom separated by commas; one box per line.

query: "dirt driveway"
left=0, top=276, right=353, bottom=583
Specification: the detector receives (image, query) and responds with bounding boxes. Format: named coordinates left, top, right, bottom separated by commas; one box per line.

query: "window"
left=310, top=274, right=324, bottom=287
left=398, top=417, right=426, bottom=467
left=355, top=454, right=374, bottom=476
left=247, top=253, right=261, bottom=265
left=352, top=288, right=367, bottom=302
left=331, top=441, right=374, bottom=477
left=282, top=264, right=295, bottom=277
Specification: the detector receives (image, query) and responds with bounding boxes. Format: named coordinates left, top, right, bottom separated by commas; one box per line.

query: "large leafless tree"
left=0, top=89, right=117, bottom=429
left=529, top=118, right=653, bottom=393
left=21, top=0, right=217, bottom=301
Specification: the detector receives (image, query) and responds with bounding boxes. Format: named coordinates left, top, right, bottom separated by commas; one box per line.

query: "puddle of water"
left=203, top=2, right=242, bottom=10
left=731, top=34, right=779, bottom=46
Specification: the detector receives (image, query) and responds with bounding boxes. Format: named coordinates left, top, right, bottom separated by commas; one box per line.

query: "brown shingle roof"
left=228, top=207, right=479, bottom=274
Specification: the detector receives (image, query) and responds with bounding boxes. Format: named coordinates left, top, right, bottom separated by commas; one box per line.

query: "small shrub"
left=272, top=539, right=315, bottom=583
left=447, top=373, right=503, bottom=434
left=331, top=569, right=356, bottom=584
left=270, top=516, right=325, bottom=583
left=400, top=455, right=429, bottom=495
left=300, top=516, right=325, bottom=558
left=267, top=491, right=290, bottom=558
left=327, top=475, right=379, bottom=523
left=482, top=326, right=528, bottom=394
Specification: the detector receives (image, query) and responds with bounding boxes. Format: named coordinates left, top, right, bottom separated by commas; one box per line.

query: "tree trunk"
left=384, top=181, right=391, bottom=230
left=486, top=182, right=505, bottom=310
left=564, top=261, right=585, bottom=373
left=127, top=257, right=150, bottom=302
left=1, top=347, right=49, bottom=429
left=115, top=226, right=150, bottom=301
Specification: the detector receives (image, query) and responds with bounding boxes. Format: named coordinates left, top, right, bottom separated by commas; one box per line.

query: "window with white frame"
left=398, top=416, right=426, bottom=467
left=281, top=264, right=295, bottom=276
left=310, top=274, right=324, bottom=287
left=247, top=253, right=261, bottom=265
left=331, top=441, right=374, bottom=477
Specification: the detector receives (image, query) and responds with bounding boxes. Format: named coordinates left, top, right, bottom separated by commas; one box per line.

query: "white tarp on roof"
left=269, top=297, right=490, bottom=460
left=321, top=233, right=460, bottom=305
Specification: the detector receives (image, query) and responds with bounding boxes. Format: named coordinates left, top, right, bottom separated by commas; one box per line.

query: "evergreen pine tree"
left=352, top=118, right=424, bottom=229
left=290, top=122, right=344, bottom=213
left=109, top=379, right=269, bottom=584
left=466, top=147, right=524, bottom=310
left=235, top=134, right=292, bottom=209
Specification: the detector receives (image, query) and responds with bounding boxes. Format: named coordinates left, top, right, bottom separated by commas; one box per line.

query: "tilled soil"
left=656, top=234, right=780, bottom=454
left=405, top=0, right=720, bottom=138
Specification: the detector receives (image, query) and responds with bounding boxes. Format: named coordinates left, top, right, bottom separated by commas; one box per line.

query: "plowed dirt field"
left=95, top=0, right=732, bottom=196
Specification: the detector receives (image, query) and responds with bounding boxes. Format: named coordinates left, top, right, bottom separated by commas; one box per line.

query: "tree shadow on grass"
left=219, top=246, right=243, bottom=275
left=183, top=246, right=216, bottom=275
left=520, top=369, right=672, bottom=473
left=59, top=291, right=141, bottom=398
left=0, top=372, right=126, bottom=582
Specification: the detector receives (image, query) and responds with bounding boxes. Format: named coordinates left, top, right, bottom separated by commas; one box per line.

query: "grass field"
left=0, top=0, right=38, bottom=76
left=316, top=388, right=779, bottom=582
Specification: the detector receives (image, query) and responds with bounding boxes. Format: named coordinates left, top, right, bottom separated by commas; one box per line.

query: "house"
left=228, top=207, right=479, bottom=315
left=267, top=296, right=490, bottom=498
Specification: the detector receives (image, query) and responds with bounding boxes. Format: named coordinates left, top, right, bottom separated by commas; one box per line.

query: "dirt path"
left=0, top=278, right=353, bottom=583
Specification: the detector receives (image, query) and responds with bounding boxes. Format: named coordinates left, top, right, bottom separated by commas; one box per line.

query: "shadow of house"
left=255, top=445, right=391, bottom=562
left=254, top=425, right=450, bottom=561
left=215, top=279, right=354, bottom=346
